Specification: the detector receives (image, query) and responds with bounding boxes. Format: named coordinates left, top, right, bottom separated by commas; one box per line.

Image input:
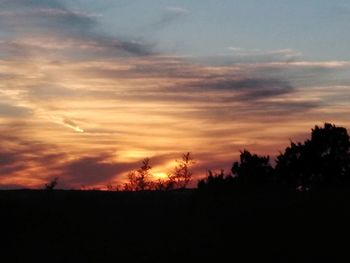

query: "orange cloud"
left=1, top=0, right=350, bottom=189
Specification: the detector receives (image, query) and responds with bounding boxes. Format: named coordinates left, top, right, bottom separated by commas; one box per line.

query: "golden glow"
left=1, top=37, right=350, bottom=189
left=116, top=150, right=155, bottom=162
left=153, top=172, right=168, bottom=180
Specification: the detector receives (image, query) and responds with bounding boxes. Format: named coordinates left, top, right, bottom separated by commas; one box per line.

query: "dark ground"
left=1, top=187, right=350, bottom=262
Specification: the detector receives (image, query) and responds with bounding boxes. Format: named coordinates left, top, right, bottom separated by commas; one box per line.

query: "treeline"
left=123, top=152, right=195, bottom=191
left=199, top=123, right=350, bottom=192
left=121, top=123, right=350, bottom=192
left=46, top=123, right=350, bottom=192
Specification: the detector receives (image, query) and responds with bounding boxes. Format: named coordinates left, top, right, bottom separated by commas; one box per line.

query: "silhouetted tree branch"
left=231, top=150, right=273, bottom=185
left=168, top=152, right=195, bottom=189
left=125, top=158, right=152, bottom=191
left=276, top=123, right=350, bottom=189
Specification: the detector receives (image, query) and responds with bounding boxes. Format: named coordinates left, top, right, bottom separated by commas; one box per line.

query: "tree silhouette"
left=126, top=158, right=152, bottom=191
left=276, top=123, right=350, bottom=189
left=275, top=142, right=305, bottom=188
left=150, top=179, right=171, bottom=191
left=197, top=169, right=234, bottom=192
left=168, top=152, right=195, bottom=189
left=44, top=177, right=58, bottom=190
left=231, top=150, right=273, bottom=185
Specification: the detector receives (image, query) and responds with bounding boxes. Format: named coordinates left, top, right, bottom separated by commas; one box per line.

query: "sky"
left=1, top=0, right=350, bottom=189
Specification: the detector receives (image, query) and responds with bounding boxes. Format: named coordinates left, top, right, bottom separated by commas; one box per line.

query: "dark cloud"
left=116, top=77, right=295, bottom=104
left=267, top=65, right=350, bottom=88
left=152, top=7, right=190, bottom=29
left=0, top=102, right=32, bottom=117
left=0, top=129, right=131, bottom=188
left=0, top=0, right=153, bottom=57
left=0, top=132, right=124, bottom=188
left=0, top=183, right=28, bottom=190
left=60, top=154, right=135, bottom=186
left=79, top=59, right=199, bottom=80
left=0, top=163, right=29, bottom=177
left=63, top=118, right=79, bottom=128
left=0, top=0, right=63, bottom=9
left=190, top=59, right=350, bottom=89
left=25, top=85, right=82, bottom=99
left=0, top=152, right=17, bottom=166
left=0, top=135, right=67, bottom=179
left=94, top=37, right=153, bottom=57
left=0, top=1, right=95, bottom=36
left=0, top=123, right=67, bottom=179
left=190, top=78, right=293, bottom=101
left=2, top=143, right=65, bottom=167
left=236, top=100, right=319, bottom=116
left=61, top=66, right=318, bottom=120
left=59, top=152, right=181, bottom=187
left=171, top=100, right=320, bottom=124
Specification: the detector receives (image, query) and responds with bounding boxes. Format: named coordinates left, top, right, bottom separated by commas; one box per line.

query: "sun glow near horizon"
left=1, top=0, right=350, bottom=189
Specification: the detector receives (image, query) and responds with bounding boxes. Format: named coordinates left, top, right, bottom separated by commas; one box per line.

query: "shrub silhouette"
left=150, top=179, right=172, bottom=191
left=125, top=158, right=152, bottom=191
left=231, top=150, right=273, bottom=185
left=44, top=177, right=58, bottom=190
left=123, top=153, right=195, bottom=191
left=276, top=123, right=350, bottom=189
left=168, top=152, right=195, bottom=189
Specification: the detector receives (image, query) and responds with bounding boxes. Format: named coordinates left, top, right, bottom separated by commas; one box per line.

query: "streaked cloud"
left=227, top=47, right=302, bottom=60
left=59, top=153, right=128, bottom=186
left=0, top=0, right=153, bottom=57
left=152, top=6, right=190, bottom=28
left=47, top=117, right=85, bottom=133
left=0, top=0, right=350, bottom=189
left=0, top=102, right=32, bottom=117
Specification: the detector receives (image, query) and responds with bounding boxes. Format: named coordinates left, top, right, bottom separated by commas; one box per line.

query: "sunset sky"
left=1, top=0, right=350, bottom=189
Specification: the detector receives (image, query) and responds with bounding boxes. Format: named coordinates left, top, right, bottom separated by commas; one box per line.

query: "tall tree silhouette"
left=231, top=150, right=273, bottom=185
left=126, top=158, right=152, bottom=191
left=168, top=152, right=195, bottom=189
left=197, top=169, right=235, bottom=192
left=276, top=123, right=350, bottom=188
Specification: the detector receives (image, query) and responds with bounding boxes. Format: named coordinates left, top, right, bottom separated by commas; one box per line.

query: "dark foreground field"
left=2, top=187, right=350, bottom=262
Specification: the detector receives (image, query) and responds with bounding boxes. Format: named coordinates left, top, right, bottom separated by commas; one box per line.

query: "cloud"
left=0, top=152, right=18, bottom=166
left=25, top=85, right=81, bottom=99
left=0, top=128, right=136, bottom=188
left=0, top=0, right=63, bottom=10
left=0, top=102, right=32, bottom=117
left=197, top=47, right=302, bottom=64
left=0, top=2, right=96, bottom=36
left=185, top=78, right=294, bottom=101
left=227, top=47, right=302, bottom=59
left=0, top=0, right=153, bottom=57
left=62, top=118, right=84, bottom=133
left=0, top=131, right=68, bottom=188
left=0, top=130, right=131, bottom=188
left=0, top=1, right=350, bottom=190
left=152, top=6, right=190, bottom=28
left=58, top=153, right=179, bottom=187
left=46, top=116, right=85, bottom=133
left=59, top=154, right=128, bottom=186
